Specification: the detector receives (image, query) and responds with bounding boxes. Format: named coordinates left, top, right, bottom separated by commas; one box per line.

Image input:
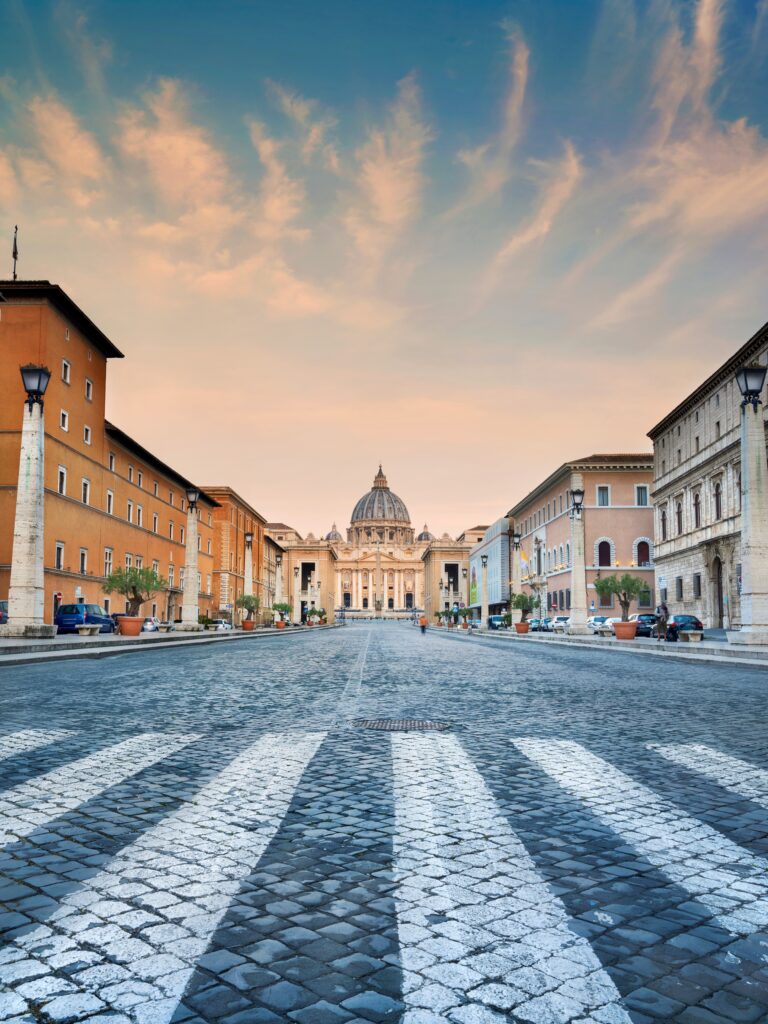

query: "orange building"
left=201, top=487, right=271, bottom=624
left=0, top=280, right=217, bottom=623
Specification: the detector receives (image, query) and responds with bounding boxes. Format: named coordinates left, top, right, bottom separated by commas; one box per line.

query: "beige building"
left=422, top=527, right=487, bottom=620
left=267, top=467, right=477, bottom=621
left=509, top=455, right=655, bottom=616
left=648, top=321, right=768, bottom=627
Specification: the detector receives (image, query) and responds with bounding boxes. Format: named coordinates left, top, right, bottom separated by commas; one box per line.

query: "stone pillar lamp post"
left=567, top=481, right=590, bottom=634
left=293, top=565, right=301, bottom=624
left=178, top=486, right=203, bottom=631
left=481, top=553, right=489, bottom=630
left=509, top=529, right=522, bottom=624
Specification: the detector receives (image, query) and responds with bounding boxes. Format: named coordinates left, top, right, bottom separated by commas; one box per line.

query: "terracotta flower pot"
left=613, top=620, right=637, bottom=640
left=119, top=616, right=143, bottom=637
left=515, top=622, right=530, bottom=634
left=461, top=622, right=468, bottom=629
left=242, top=620, right=255, bottom=631
left=276, top=620, right=286, bottom=630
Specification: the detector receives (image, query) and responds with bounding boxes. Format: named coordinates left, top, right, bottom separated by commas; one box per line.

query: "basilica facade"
left=267, top=467, right=473, bottom=620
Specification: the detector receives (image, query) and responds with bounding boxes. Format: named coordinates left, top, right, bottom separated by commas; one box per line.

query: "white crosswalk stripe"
left=0, top=731, right=325, bottom=1024
left=649, top=742, right=768, bottom=807
left=391, top=733, right=632, bottom=1024
left=0, top=729, right=74, bottom=762
left=0, top=732, right=200, bottom=849
left=515, top=738, right=768, bottom=935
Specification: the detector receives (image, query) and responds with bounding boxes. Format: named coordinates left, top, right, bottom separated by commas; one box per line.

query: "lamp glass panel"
left=185, top=486, right=200, bottom=505
left=20, top=364, right=51, bottom=396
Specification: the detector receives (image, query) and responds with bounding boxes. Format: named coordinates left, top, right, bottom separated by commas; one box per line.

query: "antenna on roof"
left=12, top=225, right=18, bottom=281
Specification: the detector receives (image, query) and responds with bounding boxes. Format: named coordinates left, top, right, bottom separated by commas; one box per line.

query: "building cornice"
left=505, top=455, right=652, bottom=519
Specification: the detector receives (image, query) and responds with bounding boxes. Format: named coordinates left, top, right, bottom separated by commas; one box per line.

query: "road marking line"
left=0, top=729, right=74, bottom=762
left=649, top=742, right=768, bottom=807
left=0, top=732, right=199, bottom=848
left=515, top=738, right=768, bottom=935
left=3, top=731, right=325, bottom=1023
left=334, top=630, right=371, bottom=727
left=391, top=733, right=632, bottom=1023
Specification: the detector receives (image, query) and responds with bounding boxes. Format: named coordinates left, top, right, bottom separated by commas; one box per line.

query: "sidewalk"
left=433, top=625, right=768, bottom=669
left=0, top=624, right=332, bottom=667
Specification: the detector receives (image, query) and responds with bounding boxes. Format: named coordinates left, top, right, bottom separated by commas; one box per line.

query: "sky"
left=1, top=0, right=768, bottom=537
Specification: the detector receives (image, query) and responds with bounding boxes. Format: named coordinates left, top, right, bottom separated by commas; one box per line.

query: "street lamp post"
left=1, top=365, right=56, bottom=638
left=481, top=553, right=489, bottom=630
left=730, top=362, right=768, bottom=644
left=293, top=565, right=301, bottom=624
left=178, top=486, right=203, bottom=631
left=509, top=528, right=522, bottom=624
left=462, top=565, right=468, bottom=608
left=567, top=479, right=589, bottom=634
left=274, top=554, right=283, bottom=622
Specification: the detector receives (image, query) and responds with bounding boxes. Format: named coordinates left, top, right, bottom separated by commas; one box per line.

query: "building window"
left=169, top=491, right=174, bottom=506
left=61, top=360, right=71, bottom=384
left=169, top=522, right=174, bottom=540
left=125, top=553, right=132, bottom=569
left=675, top=501, right=683, bottom=534
left=638, top=588, right=652, bottom=608
left=83, top=425, right=92, bottom=445
left=106, top=489, right=114, bottom=515
left=168, top=565, right=174, bottom=587
left=208, top=512, right=212, bottom=526
left=661, top=509, right=667, bottom=541
left=137, top=471, right=143, bottom=488
left=153, top=481, right=159, bottom=496
left=662, top=459, right=666, bottom=475
left=677, top=449, right=682, bottom=465
left=108, top=452, right=115, bottom=472
left=152, top=513, right=158, bottom=533
left=79, top=548, right=87, bottom=575
left=693, top=573, right=702, bottom=598
left=695, top=436, right=700, bottom=453
left=636, top=485, right=648, bottom=507
left=135, top=556, right=143, bottom=570
left=104, top=548, right=113, bottom=576
left=57, top=466, right=67, bottom=495
left=715, top=421, right=721, bottom=439
left=85, top=378, right=93, bottom=401
left=597, top=486, right=609, bottom=507
left=693, top=492, right=701, bottom=528
left=738, top=473, right=742, bottom=511
left=181, top=498, right=186, bottom=513
left=152, top=560, right=159, bottom=574
left=206, top=573, right=211, bottom=593
left=180, top=526, right=185, bottom=545
left=675, top=577, right=683, bottom=600
left=566, top=542, right=570, bottom=565
left=136, top=505, right=143, bottom=528
left=60, top=410, right=69, bottom=431
left=81, top=479, right=90, bottom=505
left=207, top=539, right=211, bottom=554
left=598, top=541, right=612, bottom=567
left=714, top=482, right=722, bottom=520
left=598, top=590, right=612, bottom=608
left=55, top=542, right=64, bottom=570
left=128, top=466, right=134, bottom=483
left=715, top=392, right=720, bottom=408
left=127, top=500, right=133, bottom=523
left=637, top=540, right=651, bottom=566
left=566, top=589, right=571, bottom=609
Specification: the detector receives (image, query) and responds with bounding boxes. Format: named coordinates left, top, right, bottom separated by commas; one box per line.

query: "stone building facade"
left=647, top=320, right=768, bottom=628
left=201, top=486, right=269, bottom=625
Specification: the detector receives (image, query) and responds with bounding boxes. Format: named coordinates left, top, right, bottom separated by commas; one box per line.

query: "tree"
left=592, top=573, right=647, bottom=621
left=511, top=592, right=540, bottom=622
left=272, top=602, right=291, bottom=621
left=103, top=567, right=167, bottom=617
left=236, top=594, right=260, bottom=621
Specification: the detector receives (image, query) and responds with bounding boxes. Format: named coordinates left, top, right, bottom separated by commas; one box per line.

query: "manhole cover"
left=350, top=718, right=451, bottom=732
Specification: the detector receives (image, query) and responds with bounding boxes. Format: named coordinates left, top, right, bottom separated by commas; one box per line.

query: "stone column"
left=567, top=473, right=590, bottom=635
left=1, top=401, right=56, bottom=637
left=481, top=559, right=489, bottom=629
left=244, top=540, right=253, bottom=598
left=274, top=557, right=283, bottom=622
left=179, top=506, right=202, bottom=630
left=730, top=398, right=768, bottom=644
left=509, top=524, right=522, bottom=624
left=293, top=567, right=301, bottom=623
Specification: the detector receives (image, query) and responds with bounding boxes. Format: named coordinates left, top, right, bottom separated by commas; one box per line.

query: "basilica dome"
left=351, top=466, right=411, bottom=524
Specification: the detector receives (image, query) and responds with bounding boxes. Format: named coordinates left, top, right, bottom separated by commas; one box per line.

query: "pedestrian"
left=419, top=613, right=427, bottom=635
left=656, top=600, right=669, bottom=642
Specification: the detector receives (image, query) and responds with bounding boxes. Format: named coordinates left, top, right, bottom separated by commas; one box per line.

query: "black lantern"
left=185, top=486, right=200, bottom=508
left=462, top=567, right=468, bottom=579
left=276, top=554, right=283, bottom=567
left=20, top=364, right=51, bottom=410
left=294, top=566, right=300, bottom=578
left=512, top=530, right=521, bottom=549
left=571, top=487, right=585, bottom=511
left=481, top=554, right=488, bottom=568
left=439, top=578, right=444, bottom=590
left=736, top=363, right=767, bottom=410
left=245, top=531, right=253, bottom=545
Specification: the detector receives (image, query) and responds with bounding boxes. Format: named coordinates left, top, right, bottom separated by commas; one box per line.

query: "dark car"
left=528, top=617, right=543, bottom=631
left=629, top=612, right=659, bottom=637
left=54, top=603, right=116, bottom=634
left=0, top=599, right=7, bottom=624
left=652, top=614, right=704, bottom=641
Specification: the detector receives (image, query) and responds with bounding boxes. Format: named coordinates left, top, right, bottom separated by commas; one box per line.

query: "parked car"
left=629, top=612, right=659, bottom=637
left=552, top=616, right=570, bottom=633
left=209, top=619, right=233, bottom=631
left=141, top=616, right=163, bottom=632
left=55, top=603, right=116, bottom=634
left=652, top=614, right=704, bottom=641
left=540, top=617, right=554, bottom=632
left=487, top=615, right=507, bottom=630
left=586, top=615, right=608, bottom=633
left=605, top=617, right=623, bottom=634
left=528, top=617, right=543, bottom=632
left=0, top=599, right=7, bottom=624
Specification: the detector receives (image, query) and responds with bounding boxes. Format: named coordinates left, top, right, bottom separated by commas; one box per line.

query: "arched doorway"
left=712, top=557, right=723, bottom=628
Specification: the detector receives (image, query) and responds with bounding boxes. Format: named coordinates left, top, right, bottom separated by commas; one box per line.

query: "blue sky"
left=1, top=0, right=767, bottom=533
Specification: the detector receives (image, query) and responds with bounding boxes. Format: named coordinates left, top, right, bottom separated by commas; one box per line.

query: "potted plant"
left=272, top=602, right=291, bottom=629
left=458, top=607, right=471, bottom=629
left=434, top=611, right=443, bottom=627
left=442, top=609, right=456, bottom=627
left=236, top=594, right=260, bottom=631
left=103, top=567, right=167, bottom=637
left=511, top=592, right=539, bottom=634
left=592, top=573, right=646, bottom=639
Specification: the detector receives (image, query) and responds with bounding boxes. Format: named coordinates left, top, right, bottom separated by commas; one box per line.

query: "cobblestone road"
left=2, top=623, right=768, bottom=1024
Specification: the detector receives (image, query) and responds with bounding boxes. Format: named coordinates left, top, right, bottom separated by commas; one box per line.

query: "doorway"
left=713, top=556, right=724, bottom=628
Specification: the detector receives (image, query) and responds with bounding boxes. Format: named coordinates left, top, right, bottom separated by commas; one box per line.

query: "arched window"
left=598, top=541, right=611, bottom=566
left=566, top=542, right=571, bottom=565
left=714, top=482, right=722, bottom=520
left=661, top=509, right=667, bottom=540
left=637, top=541, right=650, bottom=566
left=559, top=545, right=564, bottom=567
left=676, top=502, right=683, bottom=534
left=738, top=473, right=742, bottom=511
left=693, top=493, right=701, bottom=528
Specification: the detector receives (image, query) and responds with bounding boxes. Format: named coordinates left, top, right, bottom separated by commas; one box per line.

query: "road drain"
left=350, top=718, right=451, bottom=732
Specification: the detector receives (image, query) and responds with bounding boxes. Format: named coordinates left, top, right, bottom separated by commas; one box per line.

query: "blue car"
left=54, top=603, right=116, bottom=634
left=0, top=599, right=7, bottom=624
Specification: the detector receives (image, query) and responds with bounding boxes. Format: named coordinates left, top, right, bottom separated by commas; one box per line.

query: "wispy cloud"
left=267, top=80, right=338, bottom=167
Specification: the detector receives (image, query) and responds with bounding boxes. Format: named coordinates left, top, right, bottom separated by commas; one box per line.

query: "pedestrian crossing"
left=0, top=727, right=767, bottom=1023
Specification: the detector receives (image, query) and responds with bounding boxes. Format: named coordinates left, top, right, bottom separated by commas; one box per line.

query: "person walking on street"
left=656, top=600, right=669, bottom=642
left=419, top=613, right=428, bottom=635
